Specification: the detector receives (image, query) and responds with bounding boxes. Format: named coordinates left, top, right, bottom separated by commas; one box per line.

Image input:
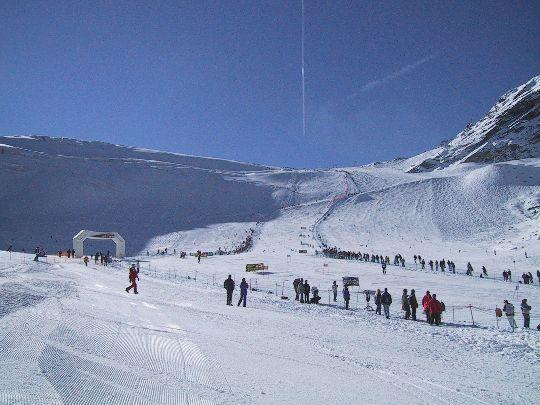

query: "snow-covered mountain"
left=405, top=75, right=540, bottom=172
left=0, top=76, right=539, bottom=263
left=0, top=136, right=282, bottom=254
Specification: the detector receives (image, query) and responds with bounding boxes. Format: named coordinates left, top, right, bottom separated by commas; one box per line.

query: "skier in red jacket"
left=427, top=294, right=442, bottom=325
left=125, top=265, right=139, bottom=294
left=422, top=291, right=432, bottom=322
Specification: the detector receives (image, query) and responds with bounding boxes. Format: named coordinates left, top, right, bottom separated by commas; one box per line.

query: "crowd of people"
left=320, top=247, right=460, bottom=276
left=320, top=247, right=540, bottom=286
left=232, top=228, right=256, bottom=255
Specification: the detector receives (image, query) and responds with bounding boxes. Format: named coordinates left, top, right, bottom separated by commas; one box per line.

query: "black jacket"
left=375, top=292, right=381, bottom=305
left=224, top=278, right=235, bottom=291
left=381, top=291, right=392, bottom=305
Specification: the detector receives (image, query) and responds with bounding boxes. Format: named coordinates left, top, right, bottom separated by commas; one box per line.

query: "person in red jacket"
left=422, top=291, right=432, bottom=322
left=125, top=265, right=139, bottom=294
left=428, top=294, right=442, bottom=325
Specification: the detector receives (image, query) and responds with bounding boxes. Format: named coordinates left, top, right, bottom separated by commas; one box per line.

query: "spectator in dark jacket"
left=401, top=289, right=410, bottom=320
left=304, top=280, right=311, bottom=304
left=381, top=288, right=392, bottom=319
left=238, top=278, right=249, bottom=307
left=521, top=299, right=531, bottom=328
left=409, top=289, right=418, bottom=321
left=375, top=289, right=382, bottom=315
left=343, top=286, right=351, bottom=310
left=293, top=278, right=301, bottom=301
left=224, top=275, right=235, bottom=306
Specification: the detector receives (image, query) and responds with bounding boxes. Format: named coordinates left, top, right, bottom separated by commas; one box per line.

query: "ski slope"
left=1, top=230, right=539, bottom=404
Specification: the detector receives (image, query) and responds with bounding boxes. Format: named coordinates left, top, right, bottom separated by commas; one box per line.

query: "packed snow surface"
left=1, top=217, right=539, bottom=404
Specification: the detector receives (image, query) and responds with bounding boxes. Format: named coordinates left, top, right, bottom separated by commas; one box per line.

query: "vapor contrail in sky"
left=353, top=54, right=436, bottom=97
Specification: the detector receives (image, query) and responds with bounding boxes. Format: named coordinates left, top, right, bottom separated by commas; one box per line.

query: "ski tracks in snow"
left=0, top=262, right=232, bottom=405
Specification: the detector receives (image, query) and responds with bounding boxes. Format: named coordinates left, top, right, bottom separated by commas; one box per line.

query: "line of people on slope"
left=57, top=248, right=76, bottom=258
left=321, top=246, right=540, bottom=285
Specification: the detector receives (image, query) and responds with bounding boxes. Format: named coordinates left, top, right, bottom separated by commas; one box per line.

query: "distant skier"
left=83, top=256, right=89, bottom=267
left=381, top=262, right=387, bottom=274
left=401, top=289, right=410, bottom=320
left=332, top=281, right=338, bottom=302
left=343, top=286, right=350, bottom=310
left=197, top=250, right=202, bottom=264
left=520, top=299, right=531, bottom=328
left=224, top=275, right=235, bottom=306
left=503, top=300, right=517, bottom=331
left=238, top=278, right=248, bottom=307
left=537, top=270, right=540, bottom=283
left=409, top=289, right=418, bottom=320
left=375, top=289, right=382, bottom=315
left=125, top=265, right=139, bottom=294
left=381, top=288, right=392, bottom=319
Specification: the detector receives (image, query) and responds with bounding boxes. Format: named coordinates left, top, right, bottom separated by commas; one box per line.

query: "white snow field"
left=1, top=211, right=539, bottom=404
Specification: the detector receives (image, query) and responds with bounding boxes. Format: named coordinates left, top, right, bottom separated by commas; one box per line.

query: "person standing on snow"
left=293, top=278, right=301, bottom=301
left=503, top=300, right=517, bottom=331
left=332, top=281, right=338, bottom=302
left=375, top=289, right=382, bottom=315
left=381, top=288, right=392, bottom=319
left=343, top=286, right=350, bottom=310
left=409, top=289, right=418, bottom=320
left=224, top=275, right=235, bottom=306
left=238, top=278, right=248, bottom=307
left=381, top=261, right=387, bottom=274
left=304, top=280, right=311, bottom=304
left=83, top=256, right=89, bottom=267
left=402, top=289, right=411, bottom=320
left=422, top=291, right=432, bottom=322
left=520, top=299, right=531, bottom=328
left=298, top=278, right=305, bottom=303
left=125, top=265, right=139, bottom=294
left=428, top=294, right=442, bottom=325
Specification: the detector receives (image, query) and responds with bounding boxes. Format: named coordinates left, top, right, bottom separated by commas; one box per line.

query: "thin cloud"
left=352, top=54, right=436, bottom=97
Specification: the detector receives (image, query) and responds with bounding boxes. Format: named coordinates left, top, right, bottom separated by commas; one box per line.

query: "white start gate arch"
left=73, top=230, right=126, bottom=258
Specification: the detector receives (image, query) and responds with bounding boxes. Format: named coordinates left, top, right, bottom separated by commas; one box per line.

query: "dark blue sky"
left=1, top=1, right=539, bottom=168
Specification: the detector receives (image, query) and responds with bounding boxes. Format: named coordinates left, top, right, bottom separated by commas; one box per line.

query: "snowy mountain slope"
left=1, top=135, right=271, bottom=172
left=1, top=76, right=539, bottom=263
left=405, top=75, right=540, bottom=172
left=0, top=136, right=280, bottom=254
left=317, top=160, right=540, bottom=275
